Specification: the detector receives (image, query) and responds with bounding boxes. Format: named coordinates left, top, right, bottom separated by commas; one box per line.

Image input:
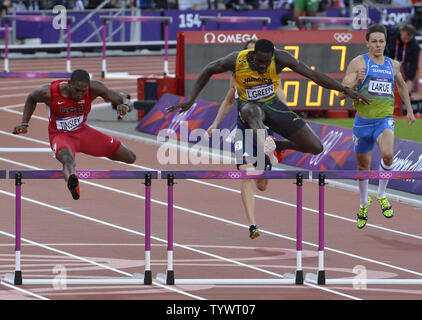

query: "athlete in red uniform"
left=12, top=69, right=136, bottom=200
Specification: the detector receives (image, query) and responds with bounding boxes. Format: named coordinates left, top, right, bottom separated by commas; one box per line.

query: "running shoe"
left=249, top=224, right=261, bottom=239
left=264, top=135, right=278, bottom=165
left=67, top=173, right=80, bottom=200
left=375, top=194, right=393, bottom=218
left=357, top=196, right=371, bottom=229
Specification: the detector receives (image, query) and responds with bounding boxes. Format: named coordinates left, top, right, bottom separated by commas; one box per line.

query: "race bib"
left=56, top=115, right=84, bottom=131
left=368, top=77, right=392, bottom=96
left=245, top=83, right=275, bottom=101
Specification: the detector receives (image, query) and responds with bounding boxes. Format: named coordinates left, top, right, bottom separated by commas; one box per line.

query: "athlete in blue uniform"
left=339, top=24, right=415, bottom=228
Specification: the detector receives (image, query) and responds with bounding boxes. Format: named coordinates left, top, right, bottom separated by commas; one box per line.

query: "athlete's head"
left=365, top=24, right=387, bottom=57
left=252, top=39, right=275, bottom=74
left=399, top=24, right=416, bottom=44
left=68, top=69, right=90, bottom=102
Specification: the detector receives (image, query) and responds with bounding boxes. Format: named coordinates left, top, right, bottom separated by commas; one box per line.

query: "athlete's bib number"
left=56, top=115, right=84, bottom=131
left=246, top=83, right=275, bottom=101
left=368, top=77, right=392, bottom=96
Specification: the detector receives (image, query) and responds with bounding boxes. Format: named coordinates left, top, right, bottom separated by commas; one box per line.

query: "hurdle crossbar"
left=100, top=15, right=173, bottom=79
left=298, top=17, right=354, bottom=24
left=306, top=170, right=422, bottom=286
left=200, top=16, right=271, bottom=31
left=3, top=170, right=157, bottom=286
left=156, top=170, right=308, bottom=285
left=0, top=15, right=75, bottom=78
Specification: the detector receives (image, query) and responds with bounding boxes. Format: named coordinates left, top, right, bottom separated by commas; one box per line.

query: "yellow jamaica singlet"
left=233, top=49, right=280, bottom=103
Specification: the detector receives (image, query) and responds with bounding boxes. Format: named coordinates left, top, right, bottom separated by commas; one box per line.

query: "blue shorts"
left=352, top=115, right=395, bottom=154
left=234, top=116, right=272, bottom=171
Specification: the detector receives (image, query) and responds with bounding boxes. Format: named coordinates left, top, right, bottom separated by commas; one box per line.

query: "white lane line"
left=0, top=280, right=50, bottom=300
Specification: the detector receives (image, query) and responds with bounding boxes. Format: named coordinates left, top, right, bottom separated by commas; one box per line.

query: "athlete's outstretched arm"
left=13, top=84, right=50, bottom=134
left=393, top=60, right=415, bottom=125
left=167, top=52, right=238, bottom=114
left=91, top=80, right=133, bottom=116
left=275, top=50, right=370, bottom=104
left=338, top=56, right=366, bottom=100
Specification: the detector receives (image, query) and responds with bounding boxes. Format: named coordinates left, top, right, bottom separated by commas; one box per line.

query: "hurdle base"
left=143, top=270, right=152, bottom=285
left=166, top=271, right=175, bottom=285
left=155, top=273, right=297, bottom=285
left=3, top=273, right=146, bottom=285
left=295, top=270, right=304, bottom=285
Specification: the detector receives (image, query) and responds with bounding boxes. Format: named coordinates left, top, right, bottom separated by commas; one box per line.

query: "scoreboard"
left=177, top=30, right=367, bottom=110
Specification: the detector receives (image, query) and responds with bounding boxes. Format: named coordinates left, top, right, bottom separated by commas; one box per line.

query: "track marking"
left=0, top=230, right=206, bottom=300
left=0, top=280, right=50, bottom=300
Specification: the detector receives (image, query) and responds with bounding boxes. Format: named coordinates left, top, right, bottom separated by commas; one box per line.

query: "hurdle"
left=200, top=16, right=271, bottom=31
left=3, top=169, right=157, bottom=285
left=100, top=15, right=173, bottom=79
left=306, top=170, right=422, bottom=285
left=0, top=170, right=5, bottom=179
left=0, top=15, right=75, bottom=78
left=156, top=169, right=307, bottom=285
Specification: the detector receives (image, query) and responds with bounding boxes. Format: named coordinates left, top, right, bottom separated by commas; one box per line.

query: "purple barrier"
left=161, top=170, right=308, bottom=180
left=0, top=72, right=71, bottom=79
left=8, top=170, right=158, bottom=179
left=314, top=170, right=422, bottom=180
left=0, top=170, right=5, bottom=179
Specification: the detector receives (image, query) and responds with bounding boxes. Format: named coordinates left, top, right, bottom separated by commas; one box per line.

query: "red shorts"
left=49, top=124, right=121, bottom=159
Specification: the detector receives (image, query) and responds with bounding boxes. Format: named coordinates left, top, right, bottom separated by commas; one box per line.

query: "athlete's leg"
left=255, top=178, right=268, bottom=192
left=79, top=125, right=136, bottom=164
left=274, top=124, right=323, bottom=155
left=353, top=115, right=377, bottom=228
left=239, top=102, right=266, bottom=139
left=239, top=103, right=275, bottom=167
left=260, top=99, right=323, bottom=155
left=108, top=143, right=136, bottom=164
left=376, top=128, right=394, bottom=195
left=375, top=127, right=394, bottom=217
left=239, top=164, right=257, bottom=227
left=56, top=147, right=80, bottom=200
left=57, top=148, right=76, bottom=182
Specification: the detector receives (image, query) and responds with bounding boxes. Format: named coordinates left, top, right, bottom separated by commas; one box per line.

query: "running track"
left=0, top=56, right=422, bottom=303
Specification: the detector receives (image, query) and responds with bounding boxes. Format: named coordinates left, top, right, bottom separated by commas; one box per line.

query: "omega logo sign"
left=204, top=33, right=258, bottom=44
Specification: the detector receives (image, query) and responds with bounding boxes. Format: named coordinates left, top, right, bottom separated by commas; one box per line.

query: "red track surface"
left=0, top=56, right=422, bottom=305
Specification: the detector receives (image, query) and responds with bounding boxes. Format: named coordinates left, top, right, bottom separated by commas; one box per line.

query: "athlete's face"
left=253, top=51, right=273, bottom=74
left=367, top=32, right=386, bottom=57
left=68, top=81, right=89, bottom=102
left=400, top=30, right=413, bottom=44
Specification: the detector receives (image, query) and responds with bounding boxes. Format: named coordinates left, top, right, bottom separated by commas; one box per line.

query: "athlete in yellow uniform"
left=168, top=38, right=368, bottom=159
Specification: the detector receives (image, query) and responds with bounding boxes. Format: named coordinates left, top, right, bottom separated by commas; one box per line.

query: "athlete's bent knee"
left=256, top=179, right=268, bottom=191
left=57, top=148, right=74, bottom=164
